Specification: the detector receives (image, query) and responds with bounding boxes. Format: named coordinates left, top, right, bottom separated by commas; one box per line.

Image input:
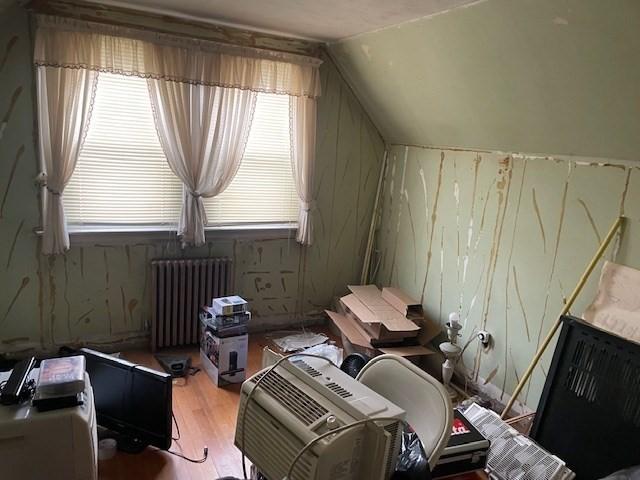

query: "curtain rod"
left=26, top=0, right=323, bottom=59
left=35, top=13, right=324, bottom=67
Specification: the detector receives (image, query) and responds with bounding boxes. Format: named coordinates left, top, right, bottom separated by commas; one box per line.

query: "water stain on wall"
left=0, top=5, right=384, bottom=354
left=0, top=144, right=25, bottom=217
left=376, top=144, right=640, bottom=409
left=0, top=35, right=18, bottom=73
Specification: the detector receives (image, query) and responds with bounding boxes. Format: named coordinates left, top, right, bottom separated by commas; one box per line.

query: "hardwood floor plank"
left=98, top=329, right=337, bottom=479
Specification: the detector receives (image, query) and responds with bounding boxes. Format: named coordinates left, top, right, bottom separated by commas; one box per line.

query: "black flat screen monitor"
left=81, top=348, right=172, bottom=450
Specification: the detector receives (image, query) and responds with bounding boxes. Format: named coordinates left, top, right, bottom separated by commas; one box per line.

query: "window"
left=64, top=72, right=299, bottom=229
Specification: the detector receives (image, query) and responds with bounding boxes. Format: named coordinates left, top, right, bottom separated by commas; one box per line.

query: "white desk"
left=0, top=370, right=98, bottom=480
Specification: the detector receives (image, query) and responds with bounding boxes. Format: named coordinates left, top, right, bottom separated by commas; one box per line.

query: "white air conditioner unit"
left=234, top=356, right=406, bottom=480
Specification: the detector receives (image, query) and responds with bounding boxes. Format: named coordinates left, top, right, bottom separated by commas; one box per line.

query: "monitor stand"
left=98, top=427, right=149, bottom=454
left=116, top=435, right=148, bottom=454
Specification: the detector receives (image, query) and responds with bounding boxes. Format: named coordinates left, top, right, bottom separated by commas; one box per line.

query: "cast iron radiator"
left=151, top=258, right=233, bottom=351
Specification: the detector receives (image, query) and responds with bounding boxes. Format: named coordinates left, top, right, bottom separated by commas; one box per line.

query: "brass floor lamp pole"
left=500, top=215, right=625, bottom=419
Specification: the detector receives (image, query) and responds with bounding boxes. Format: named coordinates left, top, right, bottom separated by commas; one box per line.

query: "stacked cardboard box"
left=199, top=295, right=250, bottom=387
left=326, top=285, right=440, bottom=358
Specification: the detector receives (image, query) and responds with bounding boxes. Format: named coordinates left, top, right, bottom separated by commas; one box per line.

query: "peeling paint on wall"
left=376, top=144, right=640, bottom=409
left=0, top=5, right=384, bottom=354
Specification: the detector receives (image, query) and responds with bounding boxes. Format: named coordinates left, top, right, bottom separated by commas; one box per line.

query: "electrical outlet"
left=477, top=330, right=491, bottom=347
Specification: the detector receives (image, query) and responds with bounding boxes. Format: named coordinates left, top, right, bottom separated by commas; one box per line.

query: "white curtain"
left=148, top=79, right=257, bottom=246
left=290, top=95, right=317, bottom=245
left=34, top=14, right=322, bottom=249
left=37, top=66, right=97, bottom=254
left=35, top=14, right=322, bottom=99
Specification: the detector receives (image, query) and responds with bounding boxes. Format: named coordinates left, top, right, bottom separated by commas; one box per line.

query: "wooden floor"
left=98, top=329, right=485, bottom=480
left=99, top=332, right=278, bottom=480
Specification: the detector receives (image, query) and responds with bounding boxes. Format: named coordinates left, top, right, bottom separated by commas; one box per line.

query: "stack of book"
left=33, top=355, right=86, bottom=411
left=200, top=295, right=251, bottom=338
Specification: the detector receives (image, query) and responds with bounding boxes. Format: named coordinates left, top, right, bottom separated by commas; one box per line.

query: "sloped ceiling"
left=329, top=0, right=640, bottom=161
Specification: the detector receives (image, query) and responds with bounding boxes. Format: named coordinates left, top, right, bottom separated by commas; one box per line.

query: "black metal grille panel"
left=530, top=316, right=640, bottom=479
left=563, top=337, right=640, bottom=425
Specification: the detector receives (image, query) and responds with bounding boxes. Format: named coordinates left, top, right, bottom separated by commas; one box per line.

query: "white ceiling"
left=90, top=0, right=481, bottom=41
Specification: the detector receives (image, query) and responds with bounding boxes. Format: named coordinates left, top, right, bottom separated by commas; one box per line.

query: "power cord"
left=165, top=446, right=208, bottom=463
left=155, top=410, right=207, bottom=463
left=172, top=411, right=181, bottom=441
left=0, top=366, right=36, bottom=402
left=125, top=364, right=206, bottom=464
left=455, top=328, right=480, bottom=396
left=456, top=328, right=479, bottom=365
left=284, top=417, right=408, bottom=480
left=238, top=353, right=408, bottom=480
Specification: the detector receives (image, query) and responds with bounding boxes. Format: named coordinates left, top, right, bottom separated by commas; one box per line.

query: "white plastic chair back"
left=356, top=354, right=453, bottom=470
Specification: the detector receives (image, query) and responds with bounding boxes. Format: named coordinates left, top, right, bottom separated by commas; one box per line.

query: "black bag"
left=392, top=426, right=431, bottom=480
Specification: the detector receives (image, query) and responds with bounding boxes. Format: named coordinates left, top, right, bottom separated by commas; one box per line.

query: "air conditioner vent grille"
left=290, top=359, right=323, bottom=377
left=325, top=382, right=353, bottom=398
left=237, top=399, right=315, bottom=480
left=253, top=370, right=328, bottom=426
left=384, top=422, right=402, bottom=479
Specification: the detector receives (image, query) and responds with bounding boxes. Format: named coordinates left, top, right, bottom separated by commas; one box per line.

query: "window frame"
left=61, top=222, right=298, bottom=246
left=55, top=73, right=300, bottom=237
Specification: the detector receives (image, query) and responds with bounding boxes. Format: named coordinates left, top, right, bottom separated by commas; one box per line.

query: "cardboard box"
left=381, top=287, right=424, bottom=319
left=200, top=331, right=248, bottom=387
left=340, top=285, right=440, bottom=343
left=325, top=310, right=434, bottom=358
left=341, top=293, right=419, bottom=341
left=210, top=295, right=248, bottom=316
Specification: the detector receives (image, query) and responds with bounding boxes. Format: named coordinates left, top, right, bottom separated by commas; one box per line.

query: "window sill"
left=39, top=223, right=299, bottom=246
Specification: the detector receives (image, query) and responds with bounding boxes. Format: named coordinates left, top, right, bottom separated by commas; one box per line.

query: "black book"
left=431, top=410, right=490, bottom=478
left=448, top=409, right=488, bottom=447
left=33, top=391, right=84, bottom=412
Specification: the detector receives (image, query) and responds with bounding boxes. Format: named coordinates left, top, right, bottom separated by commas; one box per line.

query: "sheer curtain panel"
left=34, top=15, right=322, bottom=98
left=147, top=78, right=257, bottom=246
left=289, top=95, right=318, bottom=245
left=37, top=66, right=97, bottom=254
left=34, top=14, right=322, bottom=248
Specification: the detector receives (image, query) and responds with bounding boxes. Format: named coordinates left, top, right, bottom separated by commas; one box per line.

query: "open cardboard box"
left=340, top=285, right=440, bottom=342
left=326, top=310, right=434, bottom=357
left=326, top=284, right=441, bottom=358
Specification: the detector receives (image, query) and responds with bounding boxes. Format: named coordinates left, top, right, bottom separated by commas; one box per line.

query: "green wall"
left=376, top=144, right=640, bottom=408
left=330, top=0, right=640, bottom=161
left=0, top=5, right=385, bottom=354
left=327, top=0, right=640, bottom=409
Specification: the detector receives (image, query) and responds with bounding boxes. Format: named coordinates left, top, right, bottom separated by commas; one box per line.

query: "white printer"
left=0, top=370, right=98, bottom=480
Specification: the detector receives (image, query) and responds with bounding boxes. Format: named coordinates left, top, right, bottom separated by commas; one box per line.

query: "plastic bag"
left=392, top=426, right=431, bottom=480
left=271, top=332, right=328, bottom=352
left=301, top=343, right=343, bottom=366
left=248, top=426, right=430, bottom=480
left=600, top=466, right=640, bottom=480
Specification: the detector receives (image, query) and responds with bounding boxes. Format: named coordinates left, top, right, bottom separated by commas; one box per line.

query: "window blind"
left=64, top=73, right=182, bottom=225
left=64, top=72, right=299, bottom=228
left=203, top=92, right=299, bottom=225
